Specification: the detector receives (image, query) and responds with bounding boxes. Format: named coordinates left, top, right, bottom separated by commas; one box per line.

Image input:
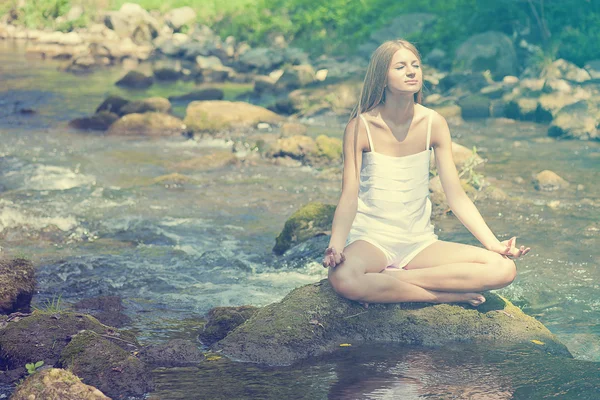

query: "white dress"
left=346, top=110, right=439, bottom=269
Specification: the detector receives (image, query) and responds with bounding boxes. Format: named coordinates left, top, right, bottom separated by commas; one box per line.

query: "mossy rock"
left=314, top=135, right=342, bottom=162
left=107, top=112, right=185, bottom=136
left=59, top=330, right=153, bottom=398
left=0, top=312, right=139, bottom=369
left=119, top=96, right=172, bottom=116
left=457, top=94, right=490, bottom=119
left=95, top=95, right=130, bottom=115
left=505, top=97, right=538, bottom=121
left=0, top=258, right=35, bottom=314
left=184, top=101, right=284, bottom=133
left=273, top=202, right=336, bottom=255
left=199, top=306, right=259, bottom=346
left=140, top=339, right=204, bottom=367
left=68, top=111, right=119, bottom=131
left=11, top=368, right=109, bottom=400
left=214, top=279, right=571, bottom=366
left=115, top=70, right=153, bottom=89
left=170, top=151, right=239, bottom=171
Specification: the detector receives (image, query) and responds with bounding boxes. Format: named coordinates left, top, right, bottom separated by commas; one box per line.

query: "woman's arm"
left=431, top=112, right=503, bottom=250
left=325, top=118, right=365, bottom=263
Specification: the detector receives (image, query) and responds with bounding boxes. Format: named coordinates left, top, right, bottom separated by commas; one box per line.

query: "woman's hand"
left=322, top=246, right=346, bottom=268
left=491, top=236, right=530, bottom=259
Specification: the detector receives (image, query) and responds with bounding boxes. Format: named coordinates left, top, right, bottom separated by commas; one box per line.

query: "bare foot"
left=466, top=293, right=486, bottom=307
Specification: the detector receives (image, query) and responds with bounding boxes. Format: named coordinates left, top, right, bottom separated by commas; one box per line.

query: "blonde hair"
left=348, top=39, right=424, bottom=179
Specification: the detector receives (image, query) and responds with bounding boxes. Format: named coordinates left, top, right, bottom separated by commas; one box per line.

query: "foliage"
left=32, top=294, right=66, bottom=314
left=458, top=146, right=485, bottom=190
left=25, top=361, right=44, bottom=375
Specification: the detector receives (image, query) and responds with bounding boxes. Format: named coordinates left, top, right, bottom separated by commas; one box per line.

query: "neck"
left=380, top=91, right=416, bottom=125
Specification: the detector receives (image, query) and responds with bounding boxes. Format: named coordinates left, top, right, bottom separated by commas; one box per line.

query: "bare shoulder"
left=343, top=115, right=369, bottom=152
left=424, top=107, right=451, bottom=147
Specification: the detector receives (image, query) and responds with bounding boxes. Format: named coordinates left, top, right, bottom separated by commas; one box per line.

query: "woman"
left=322, top=39, right=530, bottom=307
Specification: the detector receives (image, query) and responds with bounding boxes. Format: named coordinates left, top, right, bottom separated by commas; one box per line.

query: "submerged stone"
left=199, top=306, right=259, bottom=346
left=214, top=280, right=571, bottom=366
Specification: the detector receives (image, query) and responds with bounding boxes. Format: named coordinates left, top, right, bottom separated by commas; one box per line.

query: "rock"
left=503, top=75, right=519, bottom=85
left=213, top=281, right=571, bottom=366
left=199, top=306, right=259, bottom=346
left=453, top=31, right=518, bottom=80
left=281, top=81, right=361, bottom=116
left=424, top=48, right=449, bottom=70
left=542, top=78, right=572, bottom=94
left=115, top=70, right=153, bottom=89
left=541, top=59, right=592, bottom=83
left=237, top=47, right=285, bottom=72
left=479, top=83, right=505, bottom=99
left=0, top=312, right=139, bottom=369
left=195, top=55, right=223, bottom=69
left=457, top=94, right=490, bottom=119
left=60, top=330, right=153, bottom=399
left=533, top=170, right=569, bottom=191
left=119, top=97, right=172, bottom=116
left=153, top=65, right=181, bottom=81
left=68, top=112, right=119, bottom=131
left=358, top=13, right=437, bottom=57
left=504, top=97, right=538, bottom=121
left=184, top=101, right=283, bottom=133
left=0, top=258, right=35, bottom=314
left=10, top=368, right=109, bottom=400
left=447, top=142, right=484, bottom=171
left=197, top=64, right=235, bottom=83
left=584, top=60, right=600, bottom=79
left=253, top=75, right=277, bottom=93
left=275, top=65, right=316, bottom=90
left=168, top=88, right=224, bottom=102
left=171, top=151, right=239, bottom=170
left=104, top=3, right=159, bottom=45
left=281, top=122, right=308, bottom=136
left=268, top=135, right=317, bottom=161
left=72, top=296, right=131, bottom=328
left=431, top=103, right=462, bottom=119
left=273, top=202, right=335, bottom=255
left=96, top=95, right=130, bottom=114
left=536, top=89, right=591, bottom=121
left=107, top=112, right=185, bottom=136
left=438, top=72, right=490, bottom=94
left=313, top=135, right=343, bottom=163
left=140, top=339, right=203, bottom=367
left=547, top=100, right=599, bottom=140
left=164, top=6, right=196, bottom=32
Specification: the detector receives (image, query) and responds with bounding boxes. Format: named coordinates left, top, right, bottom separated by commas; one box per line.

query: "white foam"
left=22, top=164, right=96, bottom=191
left=0, top=200, right=78, bottom=232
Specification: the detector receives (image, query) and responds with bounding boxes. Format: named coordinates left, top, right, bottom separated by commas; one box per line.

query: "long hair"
left=348, top=39, right=424, bottom=179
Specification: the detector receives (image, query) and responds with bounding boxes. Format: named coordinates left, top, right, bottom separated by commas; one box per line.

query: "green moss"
left=273, top=202, right=336, bottom=255
left=315, top=135, right=342, bottom=161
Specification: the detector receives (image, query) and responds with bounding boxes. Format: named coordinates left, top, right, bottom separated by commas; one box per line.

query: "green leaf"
left=35, top=361, right=44, bottom=368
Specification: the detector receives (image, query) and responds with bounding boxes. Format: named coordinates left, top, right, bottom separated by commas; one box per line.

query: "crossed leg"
left=328, top=240, right=493, bottom=306
left=382, top=240, right=517, bottom=293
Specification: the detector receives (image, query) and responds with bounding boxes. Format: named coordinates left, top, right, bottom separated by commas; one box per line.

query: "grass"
left=32, top=293, right=67, bottom=314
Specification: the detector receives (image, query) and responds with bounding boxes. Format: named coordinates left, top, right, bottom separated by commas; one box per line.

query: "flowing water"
left=1, top=40, right=599, bottom=399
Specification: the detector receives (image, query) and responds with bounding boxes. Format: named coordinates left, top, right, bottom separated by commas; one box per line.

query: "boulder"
left=59, top=330, right=153, bottom=398
left=104, top=3, right=159, bottom=45
left=168, top=88, right=224, bottom=102
left=140, top=339, right=204, bottom=367
left=268, top=135, right=317, bottom=160
left=457, top=94, right=490, bottom=119
left=541, top=59, right=592, bottom=83
left=273, top=202, right=335, bottom=255
left=199, top=306, right=259, bottom=346
left=281, top=122, right=308, bottom=136
left=184, top=101, right=283, bottom=133
left=96, top=95, right=130, bottom=114
left=119, top=97, right=172, bottom=116
left=0, top=312, right=139, bottom=369
left=275, top=65, right=316, bottom=90
left=584, top=60, right=600, bottom=79
left=164, top=6, right=197, bottom=32
left=0, top=258, right=35, bottom=314
left=547, top=100, right=599, bottom=140
left=72, top=296, right=131, bottom=328
left=10, top=368, right=109, bottom=400
left=115, top=70, right=153, bottom=89
left=281, top=81, right=361, bottom=116
left=68, top=112, right=119, bottom=131
left=107, top=112, right=185, bottom=136
left=213, top=280, right=571, bottom=366
left=453, top=31, right=518, bottom=80
left=533, top=170, right=569, bottom=191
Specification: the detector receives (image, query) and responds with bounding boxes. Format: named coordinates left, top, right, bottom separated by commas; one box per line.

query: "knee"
left=328, top=272, right=364, bottom=301
left=488, top=253, right=517, bottom=288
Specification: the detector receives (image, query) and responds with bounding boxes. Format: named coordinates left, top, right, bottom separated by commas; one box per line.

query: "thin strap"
left=426, top=110, right=433, bottom=150
left=359, top=114, right=375, bottom=152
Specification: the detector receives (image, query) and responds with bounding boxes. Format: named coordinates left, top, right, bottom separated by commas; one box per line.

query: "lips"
left=406, top=80, right=419, bottom=84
